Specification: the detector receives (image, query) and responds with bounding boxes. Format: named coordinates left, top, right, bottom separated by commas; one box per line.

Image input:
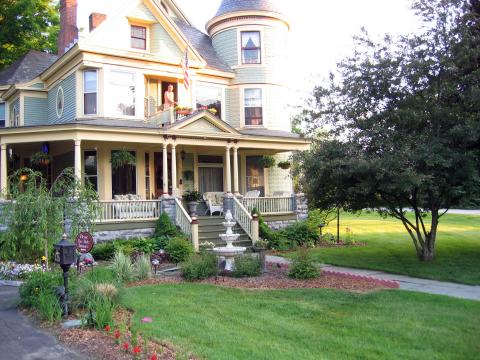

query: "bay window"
left=83, top=70, right=97, bottom=115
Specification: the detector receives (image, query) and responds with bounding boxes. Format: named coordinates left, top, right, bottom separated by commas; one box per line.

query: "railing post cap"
left=191, top=217, right=199, bottom=224
left=252, top=213, right=259, bottom=221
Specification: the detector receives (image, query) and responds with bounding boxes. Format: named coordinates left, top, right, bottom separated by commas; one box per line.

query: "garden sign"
left=75, top=232, right=94, bottom=253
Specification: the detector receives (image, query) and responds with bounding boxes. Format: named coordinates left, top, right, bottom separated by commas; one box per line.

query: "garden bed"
left=129, top=262, right=398, bottom=292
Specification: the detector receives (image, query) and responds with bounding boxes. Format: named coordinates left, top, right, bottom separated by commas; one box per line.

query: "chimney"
left=58, top=0, right=79, bottom=56
left=89, top=13, right=107, bottom=32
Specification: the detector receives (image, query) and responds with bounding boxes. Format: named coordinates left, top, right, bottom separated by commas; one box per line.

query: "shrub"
left=91, top=242, right=115, bottom=261
left=232, top=255, right=261, bottom=278
left=165, top=236, right=193, bottom=264
left=154, top=213, right=179, bottom=238
left=288, top=250, right=320, bottom=279
left=19, top=270, right=63, bottom=308
left=181, top=253, right=217, bottom=281
left=344, top=227, right=356, bottom=245
left=281, top=221, right=317, bottom=247
left=134, top=254, right=152, bottom=280
left=37, top=290, right=62, bottom=324
left=86, top=295, right=115, bottom=330
left=110, top=251, right=135, bottom=283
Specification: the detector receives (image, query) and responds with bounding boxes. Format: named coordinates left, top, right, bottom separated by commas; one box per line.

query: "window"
left=0, top=103, right=5, bottom=128
left=112, top=150, right=137, bottom=196
left=110, top=71, right=136, bottom=116
left=131, top=25, right=147, bottom=50
left=84, top=150, right=98, bottom=191
left=241, top=31, right=261, bottom=64
left=83, top=70, right=97, bottom=115
left=196, top=85, right=223, bottom=118
left=10, top=104, right=19, bottom=127
left=56, top=87, right=64, bottom=118
left=244, top=88, right=263, bottom=126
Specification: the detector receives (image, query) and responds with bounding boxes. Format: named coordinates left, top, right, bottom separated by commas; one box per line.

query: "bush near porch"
left=283, top=212, right=480, bottom=285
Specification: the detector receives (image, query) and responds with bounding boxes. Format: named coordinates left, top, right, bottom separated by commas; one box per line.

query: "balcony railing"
left=242, top=196, right=296, bottom=215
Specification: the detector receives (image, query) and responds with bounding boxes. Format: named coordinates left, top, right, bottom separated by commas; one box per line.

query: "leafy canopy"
left=297, top=0, right=480, bottom=261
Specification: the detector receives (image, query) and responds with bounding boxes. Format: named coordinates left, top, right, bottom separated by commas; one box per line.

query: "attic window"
left=131, top=25, right=147, bottom=50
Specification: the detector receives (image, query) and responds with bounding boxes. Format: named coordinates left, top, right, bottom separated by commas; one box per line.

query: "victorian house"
left=0, top=0, right=310, bottom=247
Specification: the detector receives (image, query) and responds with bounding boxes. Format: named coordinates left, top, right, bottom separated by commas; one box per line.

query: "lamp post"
left=54, top=234, right=76, bottom=317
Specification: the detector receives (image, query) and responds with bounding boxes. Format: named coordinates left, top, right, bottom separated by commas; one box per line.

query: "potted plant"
left=111, top=149, right=136, bottom=169
left=183, top=190, right=202, bottom=217
left=30, top=152, right=52, bottom=166
left=175, top=106, right=193, bottom=116
left=259, top=155, right=276, bottom=169
left=277, top=161, right=291, bottom=170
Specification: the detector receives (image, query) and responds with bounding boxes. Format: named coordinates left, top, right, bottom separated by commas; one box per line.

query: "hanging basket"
left=278, top=161, right=291, bottom=170
left=30, top=152, right=52, bottom=167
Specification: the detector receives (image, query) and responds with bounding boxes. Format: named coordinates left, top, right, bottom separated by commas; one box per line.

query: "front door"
left=198, top=167, right=224, bottom=193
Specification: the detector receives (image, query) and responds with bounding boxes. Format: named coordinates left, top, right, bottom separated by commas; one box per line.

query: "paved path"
left=442, top=209, right=480, bottom=215
left=266, top=255, right=480, bottom=301
left=0, top=286, right=86, bottom=360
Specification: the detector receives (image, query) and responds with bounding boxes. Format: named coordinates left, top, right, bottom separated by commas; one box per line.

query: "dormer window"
left=241, top=31, right=261, bottom=64
left=131, top=25, right=147, bottom=50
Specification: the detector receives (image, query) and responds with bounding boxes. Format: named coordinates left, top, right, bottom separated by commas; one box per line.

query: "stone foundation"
left=265, top=219, right=297, bottom=231
left=295, top=193, right=308, bottom=221
left=93, top=228, right=155, bottom=243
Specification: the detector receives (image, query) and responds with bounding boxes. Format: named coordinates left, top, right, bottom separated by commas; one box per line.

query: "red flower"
left=151, top=354, right=157, bottom=360
left=104, top=325, right=111, bottom=332
left=133, top=346, right=141, bottom=354
left=114, top=330, right=121, bottom=339
left=123, top=342, right=129, bottom=352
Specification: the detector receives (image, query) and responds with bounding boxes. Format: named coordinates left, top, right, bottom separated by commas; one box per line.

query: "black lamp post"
left=54, top=234, right=76, bottom=317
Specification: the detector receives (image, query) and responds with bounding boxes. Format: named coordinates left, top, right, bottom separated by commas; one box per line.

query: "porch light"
left=19, top=174, right=28, bottom=182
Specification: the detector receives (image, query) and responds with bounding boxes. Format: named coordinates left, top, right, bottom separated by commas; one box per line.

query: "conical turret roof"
left=214, top=0, right=286, bottom=17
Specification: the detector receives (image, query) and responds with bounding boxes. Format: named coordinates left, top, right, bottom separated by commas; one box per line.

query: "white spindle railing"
left=242, top=196, right=296, bottom=215
left=97, top=200, right=162, bottom=222
left=232, top=197, right=253, bottom=239
left=175, top=198, right=192, bottom=240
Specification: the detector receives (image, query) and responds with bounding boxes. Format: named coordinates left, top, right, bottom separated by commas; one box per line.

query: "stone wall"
left=295, top=193, right=308, bottom=221
left=93, top=228, right=155, bottom=243
left=265, top=219, right=297, bottom=231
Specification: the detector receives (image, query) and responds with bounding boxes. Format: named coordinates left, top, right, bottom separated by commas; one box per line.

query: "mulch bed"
left=129, top=263, right=398, bottom=293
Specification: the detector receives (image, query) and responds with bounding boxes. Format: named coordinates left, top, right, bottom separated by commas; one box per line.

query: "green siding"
left=24, top=97, right=48, bottom=126
left=151, top=23, right=182, bottom=58
left=48, top=72, right=76, bottom=124
left=225, top=88, right=240, bottom=128
left=212, top=29, right=238, bottom=67
left=268, top=152, right=293, bottom=195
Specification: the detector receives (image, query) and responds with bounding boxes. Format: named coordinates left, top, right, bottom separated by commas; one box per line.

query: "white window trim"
left=236, top=27, right=266, bottom=68
left=56, top=86, right=64, bottom=118
left=240, top=85, right=266, bottom=128
left=83, top=69, right=98, bottom=116
left=129, top=22, right=151, bottom=53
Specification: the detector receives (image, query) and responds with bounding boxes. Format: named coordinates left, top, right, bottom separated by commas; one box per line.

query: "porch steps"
left=197, top=216, right=252, bottom=248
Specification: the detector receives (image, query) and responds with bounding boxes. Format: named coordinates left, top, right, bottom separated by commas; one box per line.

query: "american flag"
left=181, top=48, right=190, bottom=91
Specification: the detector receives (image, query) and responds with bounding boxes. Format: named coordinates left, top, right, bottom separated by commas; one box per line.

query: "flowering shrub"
left=0, top=262, right=42, bottom=280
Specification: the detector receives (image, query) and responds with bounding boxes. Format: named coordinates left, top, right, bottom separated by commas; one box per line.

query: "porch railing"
left=97, top=200, right=162, bottom=222
left=232, top=197, right=253, bottom=239
left=242, top=196, right=296, bottom=215
left=175, top=198, right=192, bottom=240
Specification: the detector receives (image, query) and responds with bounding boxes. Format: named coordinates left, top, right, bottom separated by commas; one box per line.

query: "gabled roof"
left=0, top=50, right=57, bottom=86
left=214, top=0, right=286, bottom=17
left=168, top=110, right=242, bottom=135
left=174, top=20, right=232, bottom=73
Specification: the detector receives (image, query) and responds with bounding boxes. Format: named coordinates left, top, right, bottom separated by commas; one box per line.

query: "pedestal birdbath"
left=213, top=210, right=246, bottom=271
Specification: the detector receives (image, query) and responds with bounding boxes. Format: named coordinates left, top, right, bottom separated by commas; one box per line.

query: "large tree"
left=0, top=0, right=59, bottom=70
left=297, top=0, right=480, bottom=261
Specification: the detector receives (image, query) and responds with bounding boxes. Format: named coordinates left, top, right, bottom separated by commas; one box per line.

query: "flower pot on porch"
left=187, top=201, right=199, bottom=217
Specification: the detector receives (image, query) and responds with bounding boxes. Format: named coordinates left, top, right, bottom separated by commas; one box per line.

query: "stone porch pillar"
left=162, top=143, right=169, bottom=195
left=225, top=146, right=232, bottom=194
left=233, top=146, right=240, bottom=196
left=74, top=140, right=82, bottom=181
left=171, top=143, right=177, bottom=196
left=0, top=144, right=7, bottom=197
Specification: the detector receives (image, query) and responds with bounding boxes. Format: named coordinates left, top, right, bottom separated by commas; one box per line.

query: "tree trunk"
left=417, top=210, right=439, bottom=262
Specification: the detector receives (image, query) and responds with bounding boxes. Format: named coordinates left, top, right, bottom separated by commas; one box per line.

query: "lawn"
left=286, top=212, right=480, bottom=284
left=123, top=284, right=480, bottom=360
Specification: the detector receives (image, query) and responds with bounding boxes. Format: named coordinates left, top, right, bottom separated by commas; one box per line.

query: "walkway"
left=0, top=286, right=86, bottom=360
left=266, top=255, right=480, bottom=301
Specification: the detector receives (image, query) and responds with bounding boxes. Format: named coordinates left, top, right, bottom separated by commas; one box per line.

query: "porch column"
left=225, top=146, right=232, bottom=194
left=0, top=144, right=7, bottom=197
left=171, top=144, right=177, bottom=196
left=74, top=140, right=82, bottom=181
left=162, top=143, right=169, bottom=195
left=233, top=147, right=239, bottom=196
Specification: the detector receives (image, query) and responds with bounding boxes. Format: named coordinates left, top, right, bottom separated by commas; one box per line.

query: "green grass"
left=122, top=284, right=480, bottom=360
left=286, top=212, right=480, bottom=284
